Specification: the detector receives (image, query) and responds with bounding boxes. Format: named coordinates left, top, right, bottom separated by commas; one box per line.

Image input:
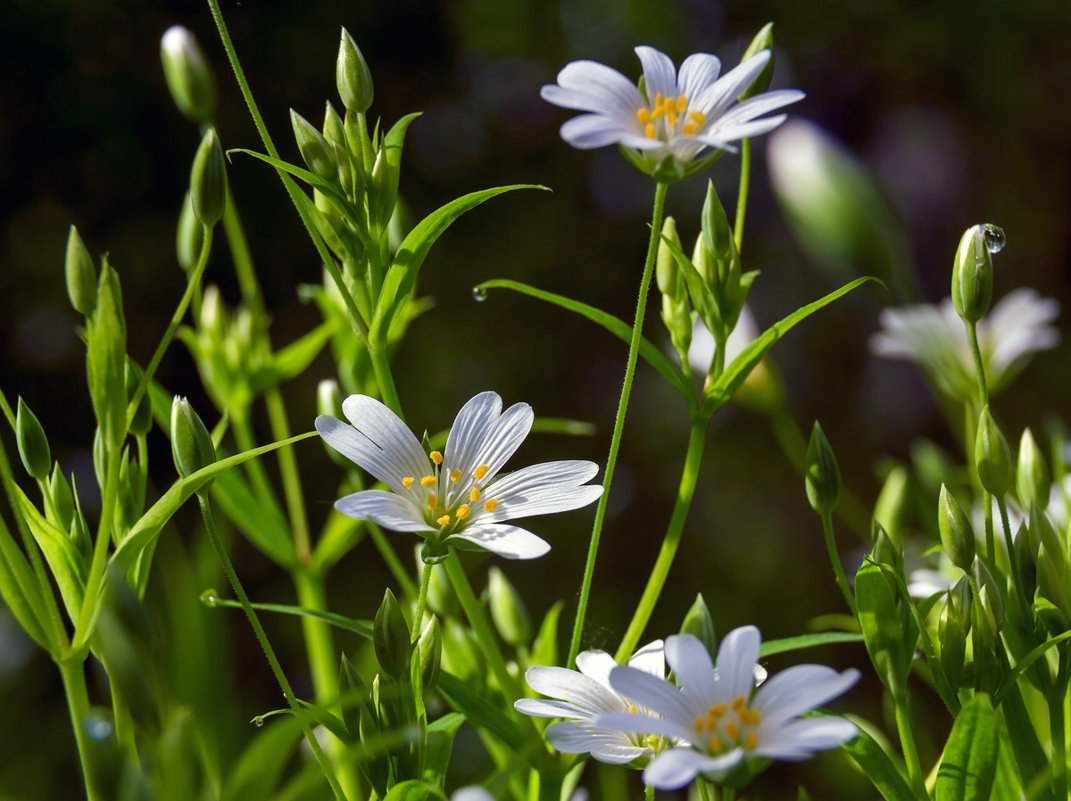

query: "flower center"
left=402, top=455, right=499, bottom=535
left=636, top=93, right=706, bottom=140
left=692, top=694, right=761, bottom=754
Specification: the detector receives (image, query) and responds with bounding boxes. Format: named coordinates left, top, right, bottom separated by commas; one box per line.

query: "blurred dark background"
left=2, top=0, right=1071, bottom=798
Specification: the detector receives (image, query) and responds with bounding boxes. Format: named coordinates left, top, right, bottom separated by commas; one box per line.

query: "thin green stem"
left=732, top=138, right=752, bottom=253
left=196, top=493, right=348, bottom=801
left=219, top=184, right=264, bottom=315
left=644, top=783, right=655, bottom=801
left=822, top=511, right=857, bottom=615
left=368, top=343, right=404, bottom=421
left=128, top=225, right=213, bottom=426
left=615, top=418, right=706, bottom=662
left=72, top=445, right=123, bottom=652
left=892, top=687, right=925, bottom=797
left=696, top=778, right=713, bottom=801
left=966, top=322, right=989, bottom=408
left=412, top=561, right=434, bottom=643
left=996, top=497, right=1022, bottom=588
left=58, top=656, right=100, bottom=801
left=983, top=489, right=996, bottom=570
left=265, top=390, right=312, bottom=560
left=570, top=181, right=668, bottom=667
left=1049, top=652, right=1069, bottom=801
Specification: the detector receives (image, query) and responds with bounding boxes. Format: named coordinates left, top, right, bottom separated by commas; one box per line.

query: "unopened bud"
left=1016, top=428, right=1050, bottom=511
left=337, top=28, right=374, bottom=113
left=190, top=128, right=226, bottom=226
left=679, top=593, right=717, bottom=657
left=160, top=26, right=217, bottom=123
left=870, top=522, right=903, bottom=578
left=973, top=558, right=1005, bottom=631
left=805, top=421, right=841, bottom=517
left=738, top=24, right=775, bottom=100
left=938, top=485, right=975, bottom=571
left=488, top=566, right=531, bottom=647
left=291, top=109, right=336, bottom=181
left=87, top=260, right=128, bottom=451
left=48, top=465, right=75, bottom=532
left=176, top=191, right=204, bottom=272
left=975, top=405, right=1012, bottom=497
left=951, top=224, right=993, bottom=324
left=415, top=616, right=442, bottom=691
left=16, top=398, right=50, bottom=481
left=65, top=226, right=97, bottom=315
left=339, top=654, right=365, bottom=739
left=125, top=360, right=153, bottom=437
left=656, top=216, right=682, bottom=295
left=373, top=589, right=411, bottom=678
left=169, top=396, right=216, bottom=480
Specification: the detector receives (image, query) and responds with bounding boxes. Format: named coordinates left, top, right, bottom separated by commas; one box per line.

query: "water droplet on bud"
left=471, top=286, right=487, bottom=302
left=982, top=223, right=1005, bottom=254
left=199, top=589, right=220, bottom=607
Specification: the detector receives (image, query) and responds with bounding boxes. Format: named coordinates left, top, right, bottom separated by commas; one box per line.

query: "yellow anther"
left=666, top=107, right=677, bottom=126
left=450, top=469, right=461, bottom=482
left=725, top=720, right=739, bottom=740
left=731, top=696, right=746, bottom=711
left=483, top=499, right=498, bottom=513
left=644, top=123, right=656, bottom=139
left=651, top=105, right=665, bottom=120
left=430, top=450, right=443, bottom=465
left=469, top=487, right=481, bottom=502
left=689, top=110, right=706, bottom=126
left=402, top=477, right=415, bottom=490
left=456, top=504, right=471, bottom=520
left=654, top=92, right=664, bottom=107
left=739, top=708, right=760, bottom=726
left=708, top=736, right=723, bottom=755
left=474, top=464, right=489, bottom=480
left=627, top=704, right=637, bottom=713
left=682, top=122, right=697, bottom=136
left=426, top=493, right=437, bottom=509
left=744, top=731, right=758, bottom=749
left=676, top=94, right=688, bottom=113
left=708, top=703, right=726, bottom=718
left=420, top=475, right=437, bottom=488
left=694, top=717, right=705, bottom=733
left=437, top=514, right=451, bottom=526
left=636, top=107, right=652, bottom=125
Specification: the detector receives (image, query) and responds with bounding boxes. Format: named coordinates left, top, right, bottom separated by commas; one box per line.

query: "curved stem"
left=196, top=493, right=348, bottom=800
left=615, top=418, right=707, bottom=662
left=569, top=181, right=668, bottom=667
left=822, top=511, right=857, bottom=615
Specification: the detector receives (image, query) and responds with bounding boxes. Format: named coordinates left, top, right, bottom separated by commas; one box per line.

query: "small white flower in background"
left=870, top=288, right=1060, bottom=400
left=514, top=640, right=666, bottom=765
left=541, top=46, right=803, bottom=174
left=316, top=392, right=603, bottom=560
left=598, top=628, right=859, bottom=791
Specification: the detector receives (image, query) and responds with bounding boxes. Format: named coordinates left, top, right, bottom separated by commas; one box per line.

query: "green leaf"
left=758, top=631, right=863, bottom=657
left=210, top=467, right=296, bottom=567
left=0, top=515, right=52, bottom=650
left=221, top=719, right=304, bottom=801
left=249, top=321, right=335, bottom=392
left=370, top=185, right=545, bottom=342
left=423, top=712, right=465, bottom=784
left=702, top=276, right=881, bottom=415
left=369, top=112, right=420, bottom=229
left=528, top=601, right=563, bottom=673
left=438, top=671, right=528, bottom=752
left=312, top=508, right=367, bottom=571
left=383, top=780, right=448, bottom=801
left=841, top=719, right=920, bottom=801
left=854, top=559, right=913, bottom=692
left=994, top=628, right=1071, bottom=704
left=228, top=148, right=357, bottom=220
left=474, top=279, right=692, bottom=402
left=935, top=694, right=999, bottom=801
left=203, top=594, right=373, bottom=639
left=12, top=483, right=86, bottom=619
left=659, top=231, right=723, bottom=338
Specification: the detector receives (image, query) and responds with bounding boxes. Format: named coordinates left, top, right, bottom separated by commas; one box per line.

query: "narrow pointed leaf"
left=12, top=484, right=86, bottom=618
left=210, top=467, right=297, bottom=567
left=841, top=722, right=919, bottom=801
left=228, top=148, right=356, bottom=218
left=0, top=516, right=51, bottom=650
left=758, top=631, right=864, bottom=657
left=204, top=594, right=373, bottom=638
left=935, top=694, right=998, bottom=801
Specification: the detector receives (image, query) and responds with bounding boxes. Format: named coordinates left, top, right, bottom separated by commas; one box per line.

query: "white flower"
left=514, top=640, right=666, bottom=765
left=870, top=288, right=1060, bottom=400
left=598, top=629, right=859, bottom=791
left=541, top=46, right=803, bottom=174
left=316, top=392, right=603, bottom=560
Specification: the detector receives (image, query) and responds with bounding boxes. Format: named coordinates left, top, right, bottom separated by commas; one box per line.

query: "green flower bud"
left=656, top=216, right=682, bottom=295
left=323, top=101, right=345, bottom=145
left=125, top=360, right=153, bottom=437
left=973, top=558, right=1005, bottom=631
left=373, top=588, right=411, bottom=678
left=190, top=128, right=226, bottom=227
left=339, top=653, right=365, bottom=740
left=1016, top=428, right=1049, bottom=511
left=939, top=576, right=971, bottom=688
left=291, top=109, right=336, bottom=181
left=739, top=24, right=775, bottom=100
left=48, top=464, right=75, bottom=532
left=169, top=396, right=216, bottom=480
left=16, top=397, right=51, bottom=481
left=975, top=405, right=1012, bottom=497
left=938, top=484, right=975, bottom=571
left=805, top=421, right=841, bottom=516
left=1013, top=520, right=1038, bottom=600
left=488, top=566, right=531, bottom=647
left=1033, top=506, right=1071, bottom=622
left=337, top=28, right=374, bottom=113
left=870, top=522, right=904, bottom=580
left=87, top=259, right=128, bottom=451
left=176, top=191, right=204, bottom=272
left=160, top=26, right=217, bottom=123
left=701, top=181, right=736, bottom=278
left=679, top=593, right=717, bottom=657
left=65, top=225, right=97, bottom=315
left=358, top=678, right=389, bottom=797
left=414, top=615, right=442, bottom=692
left=951, top=224, right=993, bottom=324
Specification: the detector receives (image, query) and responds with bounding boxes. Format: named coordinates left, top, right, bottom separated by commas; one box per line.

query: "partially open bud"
left=938, top=484, right=975, bottom=571
left=169, top=396, right=216, bottom=480
left=337, top=28, right=374, bottom=113
left=190, top=128, right=226, bottom=227
left=65, top=226, right=97, bottom=315
left=160, top=26, right=217, bottom=123
left=16, top=397, right=51, bottom=481
left=975, top=405, right=1012, bottom=497
left=1016, top=428, right=1050, bottom=511
left=805, top=421, right=841, bottom=517
left=951, top=224, right=993, bottom=324
left=738, top=24, right=775, bottom=100
left=291, top=109, right=336, bottom=181
left=373, top=589, right=411, bottom=678
left=488, top=566, right=531, bottom=647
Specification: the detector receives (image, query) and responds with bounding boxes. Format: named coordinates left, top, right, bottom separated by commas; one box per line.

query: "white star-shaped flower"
left=316, top=392, right=603, bottom=560
left=598, top=628, right=859, bottom=790
left=514, top=640, right=666, bottom=765
left=541, top=46, right=803, bottom=176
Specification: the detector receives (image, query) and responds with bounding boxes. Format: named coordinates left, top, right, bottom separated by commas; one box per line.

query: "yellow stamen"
left=731, top=696, right=746, bottom=711
left=708, top=703, right=726, bottom=718
left=469, top=487, right=481, bottom=502
left=666, top=106, right=677, bottom=126
left=694, top=717, right=705, bottom=733
left=654, top=92, right=664, bottom=107
left=420, top=475, right=437, bottom=488
left=426, top=493, right=437, bottom=509
left=682, top=122, right=697, bottom=136
left=483, top=499, right=498, bottom=513
left=708, top=736, right=723, bottom=755
left=450, top=468, right=461, bottom=482
left=744, top=732, right=758, bottom=749
left=436, top=514, right=451, bottom=526
left=650, top=105, right=665, bottom=120
left=676, top=94, right=688, bottom=113
left=636, top=107, right=652, bottom=125
left=456, top=504, right=471, bottom=520
left=644, top=123, right=656, bottom=139
left=627, top=704, right=637, bottom=713
left=724, top=720, right=739, bottom=740
left=474, top=464, right=489, bottom=480
left=689, top=110, right=706, bottom=126
left=429, top=450, right=443, bottom=465
left=402, top=477, right=415, bottom=490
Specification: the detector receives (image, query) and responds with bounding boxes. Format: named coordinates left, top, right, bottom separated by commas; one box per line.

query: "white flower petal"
left=635, top=46, right=678, bottom=101
left=714, top=89, right=806, bottom=128
left=677, top=53, right=721, bottom=103
left=452, top=787, right=494, bottom=801
left=545, top=721, right=641, bottom=761
left=608, top=664, right=697, bottom=725
left=627, top=639, right=665, bottom=677
left=643, top=747, right=742, bottom=791
left=444, top=391, right=503, bottom=477
left=469, top=402, right=534, bottom=481
left=447, top=523, right=550, bottom=559
left=550, top=60, right=645, bottom=117
left=334, top=490, right=430, bottom=532
left=714, top=625, right=761, bottom=701
left=587, top=740, right=651, bottom=765
left=665, top=634, right=718, bottom=707
left=522, top=665, right=623, bottom=715
left=755, top=717, right=858, bottom=759
left=596, top=711, right=693, bottom=744
left=513, top=697, right=591, bottom=719
left=559, top=114, right=633, bottom=149
left=575, top=650, right=618, bottom=691
left=694, top=50, right=771, bottom=121
left=754, top=666, right=861, bottom=728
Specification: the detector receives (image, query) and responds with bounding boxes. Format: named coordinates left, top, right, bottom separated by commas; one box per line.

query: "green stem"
left=265, top=389, right=312, bottom=560
left=983, top=489, right=996, bottom=570
left=696, top=778, right=713, bottom=801
left=128, top=225, right=213, bottom=425
left=966, top=322, right=989, bottom=408
left=72, top=445, right=123, bottom=652
left=1050, top=653, right=1069, bottom=801
left=892, top=687, right=925, bottom=797
left=615, top=418, right=706, bottom=662
left=822, top=511, right=857, bottom=615
left=368, top=342, right=404, bottom=421
left=412, top=561, right=434, bottom=643
left=219, top=183, right=264, bottom=315
left=732, top=138, right=751, bottom=253
left=58, top=656, right=100, bottom=801
left=570, top=181, right=668, bottom=667
left=197, top=493, right=348, bottom=801
left=644, top=783, right=656, bottom=801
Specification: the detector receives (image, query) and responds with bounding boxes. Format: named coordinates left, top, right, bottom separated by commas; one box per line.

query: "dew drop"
left=253, top=715, right=265, bottom=728
left=199, top=588, right=220, bottom=607
left=982, top=223, right=1006, bottom=254
left=471, top=285, right=487, bottom=302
